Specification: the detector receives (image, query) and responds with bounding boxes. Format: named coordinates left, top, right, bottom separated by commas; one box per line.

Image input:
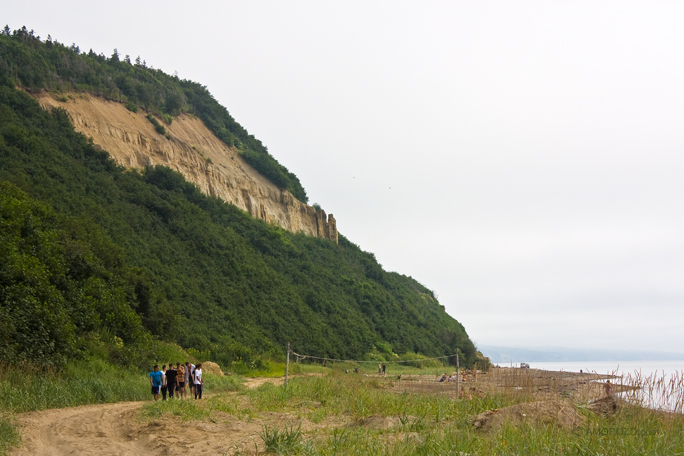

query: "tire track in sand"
left=11, top=401, right=147, bottom=455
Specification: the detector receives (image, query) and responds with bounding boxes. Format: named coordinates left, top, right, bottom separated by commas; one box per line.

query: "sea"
left=527, top=360, right=684, bottom=378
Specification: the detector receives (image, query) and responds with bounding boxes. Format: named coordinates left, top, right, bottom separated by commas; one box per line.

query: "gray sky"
left=4, top=1, right=683, bottom=353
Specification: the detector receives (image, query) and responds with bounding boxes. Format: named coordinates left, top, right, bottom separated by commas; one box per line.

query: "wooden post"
left=285, top=342, right=290, bottom=387
left=456, top=351, right=460, bottom=399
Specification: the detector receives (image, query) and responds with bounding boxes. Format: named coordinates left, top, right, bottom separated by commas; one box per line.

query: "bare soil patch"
left=10, top=375, right=333, bottom=456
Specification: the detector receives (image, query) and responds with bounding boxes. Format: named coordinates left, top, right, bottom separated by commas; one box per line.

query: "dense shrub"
left=0, top=182, right=149, bottom=367
left=146, top=114, right=167, bottom=135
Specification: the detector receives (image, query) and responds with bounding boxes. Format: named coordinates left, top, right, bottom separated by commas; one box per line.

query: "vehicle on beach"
left=520, top=363, right=530, bottom=369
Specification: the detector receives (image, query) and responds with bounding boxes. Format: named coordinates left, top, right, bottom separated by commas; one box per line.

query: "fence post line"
left=457, top=350, right=460, bottom=399
left=285, top=342, right=290, bottom=387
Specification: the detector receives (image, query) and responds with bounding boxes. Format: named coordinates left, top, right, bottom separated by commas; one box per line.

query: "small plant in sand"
left=259, top=423, right=303, bottom=454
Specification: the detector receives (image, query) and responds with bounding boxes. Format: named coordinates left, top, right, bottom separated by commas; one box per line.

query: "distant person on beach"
left=605, top=380, right=613, bottom=397
left=194, top=363, right=204, bottom=399
left=382, top=364, right=386, bottom=374
left=378, top=363, right=382, bottom=374
left=439, top=373, right=447, bottom=382
left=166, top=364, right=178, bottom=399
left=177, top=362, right=186, bottom=399
left=186, top=362, right=195, bottom=395
left=160, top=365, right=168, bottom=401
left=149, top=365, right=162, bottom=401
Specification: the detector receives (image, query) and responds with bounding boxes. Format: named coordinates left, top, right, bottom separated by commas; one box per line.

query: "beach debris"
left=470, top=400, right=585, bottom=432
left=587, top=396, right=619, bottom=417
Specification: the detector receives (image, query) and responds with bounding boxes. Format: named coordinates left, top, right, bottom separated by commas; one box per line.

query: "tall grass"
left=0, top=358, right=153, bottom=455
left=164, top=373, right=684, bottom=456
left=246, top=374, right=683, bottom=455
left=0, top=412, right=21, bottom=456
left=4, top=363, right=684, bottom=456
left=292, top=359, right=451, bottom=377
left=0, top=360, right=149, bottom=413
left=618, top=369, right=684, bottom=413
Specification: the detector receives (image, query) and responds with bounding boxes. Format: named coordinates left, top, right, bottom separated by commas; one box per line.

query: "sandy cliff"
left=34, top=93, right=337, bottom=242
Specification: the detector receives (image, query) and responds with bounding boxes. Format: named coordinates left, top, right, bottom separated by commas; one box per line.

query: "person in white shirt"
left=193, top=364, right=204, bottom=399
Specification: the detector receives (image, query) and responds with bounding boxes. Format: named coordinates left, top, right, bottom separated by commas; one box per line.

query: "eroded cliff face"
left=35, top=93, right=338, bottom=242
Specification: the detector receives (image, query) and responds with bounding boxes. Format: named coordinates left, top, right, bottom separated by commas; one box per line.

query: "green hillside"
left=0, top=28, right=478, bottom=369
left=0, top=26, right=307, bottom=202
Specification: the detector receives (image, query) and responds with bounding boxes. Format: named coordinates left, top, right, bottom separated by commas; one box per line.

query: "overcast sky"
left=4, top=1, right=683, bottom=354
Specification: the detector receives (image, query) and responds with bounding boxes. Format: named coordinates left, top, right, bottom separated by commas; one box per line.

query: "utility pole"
left=456, top=350, right=460, bottom=399
left=285, top=342, right=290, bottom=387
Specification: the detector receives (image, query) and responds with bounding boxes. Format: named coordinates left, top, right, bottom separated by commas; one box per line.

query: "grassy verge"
left=290, top=359, right=454, bottom=377
left=0, top=359, right=152, bottom=455
left=138, top=372, right=684, bottom=455
left=0, top=360, right=149, bottom=414
left=0, top=413, right=20, bottom=456
left=139, top=373, right=244, bottom=422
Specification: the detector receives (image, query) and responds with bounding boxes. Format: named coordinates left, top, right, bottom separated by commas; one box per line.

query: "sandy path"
left=10, top=377, right=293, bottom=456
left=12, top=401, right=147, bottom=455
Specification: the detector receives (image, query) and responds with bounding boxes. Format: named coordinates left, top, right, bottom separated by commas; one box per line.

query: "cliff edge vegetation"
left=0, top=25, right=307, bottom=202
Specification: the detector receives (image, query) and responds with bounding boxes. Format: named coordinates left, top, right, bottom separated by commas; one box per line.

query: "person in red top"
left=176, top=362, right=186, bottom=399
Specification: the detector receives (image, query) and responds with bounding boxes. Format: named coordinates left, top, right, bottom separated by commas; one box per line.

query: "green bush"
left=0, top=182, right=148, bottom=367
left=146, top=114, right=167, bottom=135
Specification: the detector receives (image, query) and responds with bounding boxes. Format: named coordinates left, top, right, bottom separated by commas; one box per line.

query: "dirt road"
left=10, top=377, right=300, bottom=456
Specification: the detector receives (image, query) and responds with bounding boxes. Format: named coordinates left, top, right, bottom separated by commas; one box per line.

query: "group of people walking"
left=149, top=362, right=204, bottom=401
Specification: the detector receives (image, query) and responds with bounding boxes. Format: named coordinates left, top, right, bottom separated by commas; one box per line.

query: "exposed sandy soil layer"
left=33, top=92, right=337, bottom=242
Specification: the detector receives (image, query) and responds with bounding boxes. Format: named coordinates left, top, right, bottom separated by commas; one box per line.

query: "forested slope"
left=0, top=28, right=478, bottom=369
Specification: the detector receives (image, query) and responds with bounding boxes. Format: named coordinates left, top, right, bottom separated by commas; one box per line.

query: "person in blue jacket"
left=149, top=365, right=163, bottom=401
